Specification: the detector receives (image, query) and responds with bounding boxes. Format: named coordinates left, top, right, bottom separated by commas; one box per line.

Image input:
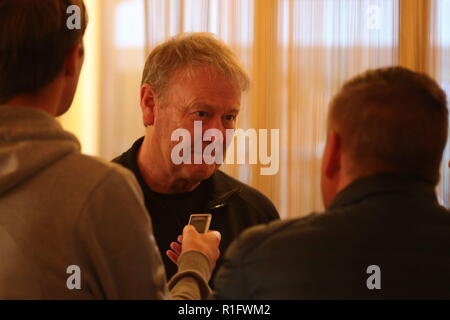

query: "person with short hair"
left=212, top=67, right=450, bottom=299
left=0, top=0, right=220, bottom=300
left=113, top=33, right=279, bottom=281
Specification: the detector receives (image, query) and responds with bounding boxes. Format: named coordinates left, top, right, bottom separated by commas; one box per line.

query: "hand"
left=166, top=225, right=221, bottom=270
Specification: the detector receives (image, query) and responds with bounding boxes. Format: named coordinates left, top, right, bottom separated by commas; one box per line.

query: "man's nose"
left=202, top=118, right=226, bottom=146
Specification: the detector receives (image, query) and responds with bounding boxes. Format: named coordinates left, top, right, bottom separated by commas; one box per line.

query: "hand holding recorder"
left=167, top=214, right=221, bottom=270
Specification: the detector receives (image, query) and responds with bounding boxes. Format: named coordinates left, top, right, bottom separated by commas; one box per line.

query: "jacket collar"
left=203, top=173, right=242, bottom=211
left=329, top=173, right=438, bottom=210
left=115, top=137, right=241, bottom=210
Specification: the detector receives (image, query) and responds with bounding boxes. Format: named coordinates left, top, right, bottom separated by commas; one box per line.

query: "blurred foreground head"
left=322, top=66, right=448, bottom=207
left=0, top=0, right=88, bottom=115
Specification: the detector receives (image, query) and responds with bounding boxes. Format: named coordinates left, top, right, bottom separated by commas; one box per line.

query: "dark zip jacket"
left=212, top=174, right=450, bottom=299
left=112, top=137, right=280, bottom=281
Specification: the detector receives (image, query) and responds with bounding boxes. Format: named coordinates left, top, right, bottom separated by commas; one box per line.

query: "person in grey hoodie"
left=0, top=0, right=220, bottom=299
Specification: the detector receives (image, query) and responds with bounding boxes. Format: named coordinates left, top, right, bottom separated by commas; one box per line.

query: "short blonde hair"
left=141, top=33, right=250, bottom=99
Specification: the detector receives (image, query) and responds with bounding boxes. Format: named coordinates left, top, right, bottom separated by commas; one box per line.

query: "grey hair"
left=141, top=32, right=250, bottom=100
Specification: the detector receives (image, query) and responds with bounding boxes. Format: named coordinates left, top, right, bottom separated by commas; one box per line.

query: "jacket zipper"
left=206, top=188, right=242, bottom=212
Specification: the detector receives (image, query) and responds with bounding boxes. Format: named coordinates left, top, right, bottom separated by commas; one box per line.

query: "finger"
left=177, top=235, right=183, bottom=243
left=166, top=250, right=176, bottom=264
left=170, top=242, right=182, bottom=255
left=170, top=241, right=182, bottom=252
left=166, top=250, right=178, bottom=265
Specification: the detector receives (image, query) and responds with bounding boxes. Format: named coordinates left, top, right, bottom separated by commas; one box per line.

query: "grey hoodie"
left=0, top=106, right=211, bottom=299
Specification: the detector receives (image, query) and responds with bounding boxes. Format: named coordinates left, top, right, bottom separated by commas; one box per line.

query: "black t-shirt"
left=143, top=181, right=213, bottom=279
left=148, top=183, right=208, bottom=232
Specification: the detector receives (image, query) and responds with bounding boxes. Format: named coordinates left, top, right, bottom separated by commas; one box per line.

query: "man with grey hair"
left=213, top=66, right=450, bottom=299
left=113, top=33, right=279, bottom=281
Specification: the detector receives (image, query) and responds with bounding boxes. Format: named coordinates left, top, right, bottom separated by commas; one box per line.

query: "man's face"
left=151, top=66, right=241, bottom=183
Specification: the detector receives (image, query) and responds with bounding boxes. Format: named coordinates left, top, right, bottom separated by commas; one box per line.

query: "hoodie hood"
left=0, top=106, right=80, bottom=195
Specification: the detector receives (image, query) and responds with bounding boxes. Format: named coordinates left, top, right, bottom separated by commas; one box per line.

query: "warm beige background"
left=60, top=0, right=450, bottom=218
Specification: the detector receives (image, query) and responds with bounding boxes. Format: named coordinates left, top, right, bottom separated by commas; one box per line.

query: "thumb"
left=183, top=224, right=197, bottom=234
left=208, top=230, right=221, bottom=242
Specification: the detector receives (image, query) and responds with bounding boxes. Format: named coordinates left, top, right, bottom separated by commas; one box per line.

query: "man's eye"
left=195, top=111, right=208, bottom=118
left=224, top=115, right=237, bottom=121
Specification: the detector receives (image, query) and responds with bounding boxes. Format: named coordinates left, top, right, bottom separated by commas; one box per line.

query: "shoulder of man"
left=111, top=137, right=143, bottom=169
left=61, top=152, right=143, bottom=200
left=226, top=213, right=321, bottom=258
left=71, top=153, right=213, bottom=299
left=67, top=153, right=170, bottom=299
left=212, top=214, right=320, bottom=299
left=111, top=151, right=127, bottom=166
left=215, top=170, right=280, bottom=220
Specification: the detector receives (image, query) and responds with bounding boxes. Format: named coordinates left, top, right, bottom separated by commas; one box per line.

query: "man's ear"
left=140, top=84, right=157, bottom=126
left=323, top=131, right=342, bottom=179
left=64, top=42, right=84, bottom=77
